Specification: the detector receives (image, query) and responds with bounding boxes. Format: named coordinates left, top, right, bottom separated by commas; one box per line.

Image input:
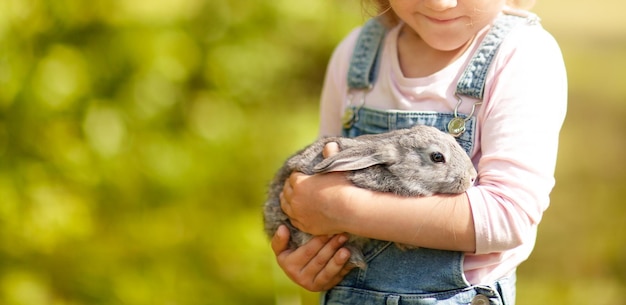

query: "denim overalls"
left=321, top=12, right=539, bottom=305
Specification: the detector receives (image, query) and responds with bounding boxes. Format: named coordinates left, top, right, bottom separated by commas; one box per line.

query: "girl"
left=272, top=0, right=567, bottom=304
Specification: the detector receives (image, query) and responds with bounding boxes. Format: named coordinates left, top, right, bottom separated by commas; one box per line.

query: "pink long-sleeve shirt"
left=318, top=16, right=567, bottom=284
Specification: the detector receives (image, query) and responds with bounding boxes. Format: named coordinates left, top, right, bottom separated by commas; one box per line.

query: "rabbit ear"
left=313, top=146, right=393, bottom=173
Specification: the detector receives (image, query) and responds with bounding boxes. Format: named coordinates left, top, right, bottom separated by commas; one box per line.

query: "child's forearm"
left=340, top=188, right=476, bottom=252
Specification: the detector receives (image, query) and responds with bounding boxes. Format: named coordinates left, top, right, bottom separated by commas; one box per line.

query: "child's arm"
left=272, top=157, right=476, bottom=291
left=280, top=140, right=475, bottom=251
left=281, top=170, right=476, bottom=252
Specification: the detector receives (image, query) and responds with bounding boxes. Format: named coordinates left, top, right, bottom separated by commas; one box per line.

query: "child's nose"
left=424, top=0, right=458, bottom=12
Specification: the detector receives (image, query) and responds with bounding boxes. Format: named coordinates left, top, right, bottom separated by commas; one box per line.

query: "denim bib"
left=322, top=12, right=539, bottom=305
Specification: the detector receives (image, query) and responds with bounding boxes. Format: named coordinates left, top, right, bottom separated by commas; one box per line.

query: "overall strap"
left=455, top=12, right=540, bottom=99
left=347, top=18, right=386, bottom=90
left=346, top=12, right=540, bottom=97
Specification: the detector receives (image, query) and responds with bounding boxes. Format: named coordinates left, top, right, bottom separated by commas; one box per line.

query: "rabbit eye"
left=430, top=152, right=445, bottom=163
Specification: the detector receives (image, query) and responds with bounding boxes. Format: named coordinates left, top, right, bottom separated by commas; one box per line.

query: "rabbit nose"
left=469, top=173, right=478, bottom=186
left=467, top=169, right=477, bottom=186
left=468, top=167, right=477, bottom=185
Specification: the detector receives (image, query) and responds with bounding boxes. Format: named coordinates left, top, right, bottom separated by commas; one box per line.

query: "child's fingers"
left=275, top=233, right=331, bottom=280
left=322, top=142, right=340, bottom=158
left=299, top=234, right=350, bottom=291
left=272, top=229, right=351, bottom=291
left=271, top=225, right=291, bottom=256
left=312, top=247, right=353, bottom=291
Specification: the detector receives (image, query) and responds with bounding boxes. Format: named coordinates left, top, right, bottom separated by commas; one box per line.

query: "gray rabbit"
left=263, top=125, right=477, bottom=269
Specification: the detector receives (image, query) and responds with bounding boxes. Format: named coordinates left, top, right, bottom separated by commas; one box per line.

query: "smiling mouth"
left=425, top=16, right=462, bottom=24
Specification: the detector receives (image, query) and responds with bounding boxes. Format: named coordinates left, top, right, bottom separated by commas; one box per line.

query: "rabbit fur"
left=263, top=125, right=477, bottom=269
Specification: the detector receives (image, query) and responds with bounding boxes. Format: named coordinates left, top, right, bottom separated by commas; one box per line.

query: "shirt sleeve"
left=467, top=25, right=568, bottom=254
left=318, top=28, right=362, bottom=137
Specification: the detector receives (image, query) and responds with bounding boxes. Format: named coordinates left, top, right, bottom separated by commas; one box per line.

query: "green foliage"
left=0, top=0, right=364, bottom=304
left=0, top=0, right=624, bottom=304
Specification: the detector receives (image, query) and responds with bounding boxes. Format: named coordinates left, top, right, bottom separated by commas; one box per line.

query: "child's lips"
left=425, top=15, right=462, bottom=24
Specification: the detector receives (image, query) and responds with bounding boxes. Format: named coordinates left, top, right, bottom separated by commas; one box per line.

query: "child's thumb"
left=271, top=225, right=290, bottom=255
left=322, top=142, right=340, bottom=158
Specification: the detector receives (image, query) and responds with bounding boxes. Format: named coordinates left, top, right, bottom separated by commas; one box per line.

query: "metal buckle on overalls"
left=342, top=88, right=371, bottom=129
left=448, top=94, right=482, bottom=137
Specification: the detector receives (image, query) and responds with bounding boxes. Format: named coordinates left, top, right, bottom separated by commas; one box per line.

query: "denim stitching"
left=456, top=14, right=536, bottom=99
left=324, top=278, right=513, bottom=304
left=341, top=106, right=476, bottom=156
left=347, top=18, right=386, bottom=90
left=347, top=14, right=538, bottom=99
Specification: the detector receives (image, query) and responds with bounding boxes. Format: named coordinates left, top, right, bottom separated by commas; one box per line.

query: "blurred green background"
left=0, top=0, right=624, bottom=304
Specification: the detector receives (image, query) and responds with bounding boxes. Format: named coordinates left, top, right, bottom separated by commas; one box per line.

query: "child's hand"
left=280, top=171, right=353, bottom=235
left=271, top=225, right=354, bottom=291
left=280, top=142, right=358, bottom=236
